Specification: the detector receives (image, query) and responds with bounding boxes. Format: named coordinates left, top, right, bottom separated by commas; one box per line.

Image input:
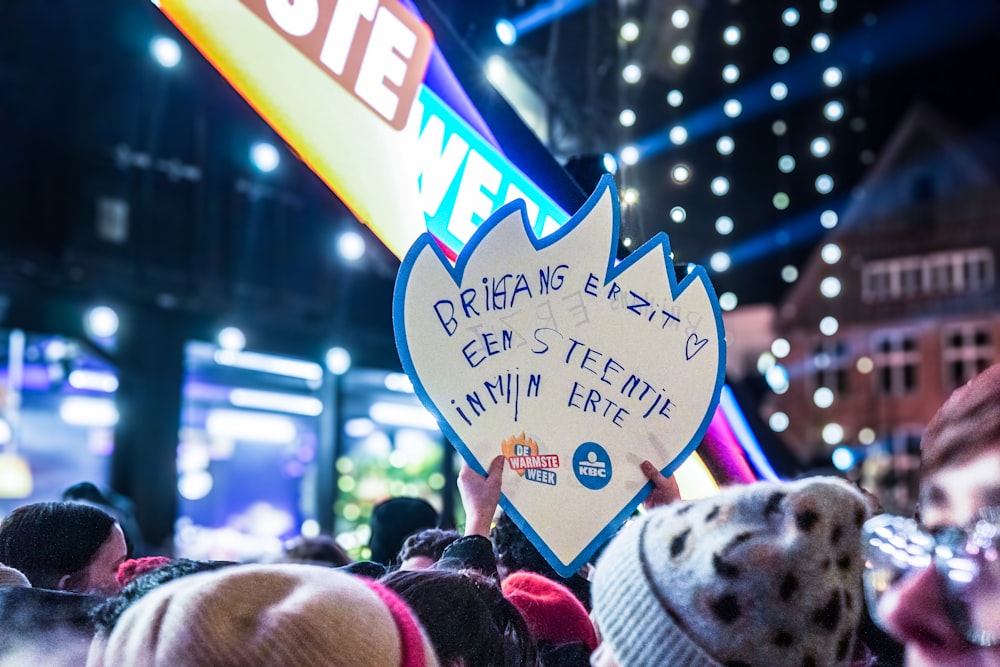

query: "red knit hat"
left=501, top=571, right=598, bottom=650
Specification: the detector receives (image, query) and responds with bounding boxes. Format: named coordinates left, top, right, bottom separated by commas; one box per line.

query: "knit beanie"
left=116, top=556, right=172, bottom=588
left=592, top=476, right=871, bottom=667
left=501, top=571, right=598, bottom=650
left=0, top=562, right=30, bottom=587
left=920, top=362, right=1000, bottom=480
left=86, top=563, right=440, bottom=667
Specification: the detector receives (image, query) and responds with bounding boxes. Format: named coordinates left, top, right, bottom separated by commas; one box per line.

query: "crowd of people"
left=0, top=363, right=998, bottom=666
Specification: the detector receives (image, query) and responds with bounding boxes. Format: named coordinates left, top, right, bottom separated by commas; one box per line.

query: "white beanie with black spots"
left=592, top=476, right=872, bottom=667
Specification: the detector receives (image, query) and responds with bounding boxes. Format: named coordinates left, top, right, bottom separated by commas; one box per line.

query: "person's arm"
left=436, top=455, right=505, bottom=579
left=457, top=455, right=505, bottom=537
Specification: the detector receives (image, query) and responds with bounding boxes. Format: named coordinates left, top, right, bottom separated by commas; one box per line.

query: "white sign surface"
left=394, top=176, right=726, bottom=575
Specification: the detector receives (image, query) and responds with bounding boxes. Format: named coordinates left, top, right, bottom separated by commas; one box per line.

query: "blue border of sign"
left=393, top=174, right=727, bottom=576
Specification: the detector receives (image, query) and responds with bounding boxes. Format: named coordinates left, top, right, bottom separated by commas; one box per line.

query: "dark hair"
left=538, top=641, right=592, bottom=667
left=281, top=534, right=352, bottom=567
left=368, top=497, right=439, bottom=565
left=397, top=528, right=460, bottom=564
left=90, top=558, right=236, bottom=635
left=62, top=481, right=142, bottom=558
left=0, top=501, right=117, bottom=590
left=491, top=512, right=591, bottom=610
left=380, top=568, right=538, bottom=667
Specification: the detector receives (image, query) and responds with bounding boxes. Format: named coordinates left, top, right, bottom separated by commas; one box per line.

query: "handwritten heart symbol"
left=686, top=333, right=709, bottom=360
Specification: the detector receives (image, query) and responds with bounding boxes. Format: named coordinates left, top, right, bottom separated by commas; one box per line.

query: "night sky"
left=428, top=0, right=1000, bottom=305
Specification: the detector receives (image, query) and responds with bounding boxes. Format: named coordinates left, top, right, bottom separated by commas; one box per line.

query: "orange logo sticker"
left=502, top=433, right=559, bottom=476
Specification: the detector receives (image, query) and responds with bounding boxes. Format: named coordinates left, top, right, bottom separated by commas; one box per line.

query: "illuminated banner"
left=156, top=0, right=568, bottom=260
left=394, top=176, right=726, bottom=575
left=237, top=0, right=432, bottom=131
left=158, top=0, right=758, bottom=571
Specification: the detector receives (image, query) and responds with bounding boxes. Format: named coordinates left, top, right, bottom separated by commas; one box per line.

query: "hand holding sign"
left=640, top=459, right=682, bottom=511
left=458, top=455, right=505, bottom=537
left=394, top=175, right=726, bottom=575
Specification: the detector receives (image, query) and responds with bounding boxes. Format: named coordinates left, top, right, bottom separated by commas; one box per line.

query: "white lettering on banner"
left=354, top=6, right=416, bottom=120
left=414, top=108, right=471, bottom=218
left=248, top=0, right=431, bottom=130
left=319, top=0, right=378, bottom=75
left=539, top=215, right=561, bottom=236
left=503, top=182, right=540, bottom=233
left=264, top=0, right=319, bottom=36
left=449, top=151, right=502, bottom=243
left=408, top=91, right=568, bottom=250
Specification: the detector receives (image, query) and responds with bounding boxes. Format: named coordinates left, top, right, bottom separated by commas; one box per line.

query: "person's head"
left=501, top=571, right=597, bottom=666
left=369, top=497, right=439, bottom=566
left=592, top=476, right=872, bottom=667
left=86, top=563, right=440, bottom=667
left=491, top=512, right=591, bottom=610
left=398, top=528, right=461, bottom=571
left=281, top=534, right=352, bottom=567
left=863, top=363, right=1000, bottom=666
left=91, top=557, right=236, bottom=636
left=0, top=501, right=126, bottom=596
left=381, top=568, right=538, bottom=667
left=62, top=481, right=108, bottom=505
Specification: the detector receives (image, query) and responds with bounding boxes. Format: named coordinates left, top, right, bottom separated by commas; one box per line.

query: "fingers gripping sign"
left=458, top=455, right=505, bottom=537
left=640, top=460, right=681, bottom=511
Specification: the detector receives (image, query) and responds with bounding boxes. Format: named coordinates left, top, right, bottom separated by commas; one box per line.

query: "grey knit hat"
left=592, top=476, right=871, bottom=667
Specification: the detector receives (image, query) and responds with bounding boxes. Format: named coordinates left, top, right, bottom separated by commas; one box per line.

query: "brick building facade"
left=763, top=106, right=1000, bottom=513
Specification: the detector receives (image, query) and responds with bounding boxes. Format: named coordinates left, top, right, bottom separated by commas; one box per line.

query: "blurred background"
left=1, top=0, right=998, bottom=559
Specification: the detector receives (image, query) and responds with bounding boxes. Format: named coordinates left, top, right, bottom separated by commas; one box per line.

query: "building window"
left=963, top=248, right=995, bottom=291
left=862, top=264, right=891, bottom=302
left=861, top=248, right=995, bottom=303
left=890, top=427, right=923, bottom=456
left=812, top=340, right=848, bottom=394
left=942, top=324, right=994, bottom=389
left=923, top=254, right=955, bottom=294
left=872, top=331, right=919, bottom=396
left=899, top=258, right=922, bottom=297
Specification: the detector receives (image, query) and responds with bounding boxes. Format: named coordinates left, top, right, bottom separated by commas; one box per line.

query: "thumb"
left=487, top=454, right=505, bottom=477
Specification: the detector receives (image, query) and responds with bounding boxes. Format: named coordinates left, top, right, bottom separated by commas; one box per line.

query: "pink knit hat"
left=86, top=563, right=440, bottom=667
left=501, top=571, right=598, bottom=650
left=116, top=556, right=172, bottom=588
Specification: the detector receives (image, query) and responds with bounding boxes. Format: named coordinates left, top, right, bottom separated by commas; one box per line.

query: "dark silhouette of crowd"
left=3, top=362, right=1000, bottom=665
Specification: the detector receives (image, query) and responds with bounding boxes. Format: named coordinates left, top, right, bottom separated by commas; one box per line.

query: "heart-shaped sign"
left=393, top=175, right=726, bottom=576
